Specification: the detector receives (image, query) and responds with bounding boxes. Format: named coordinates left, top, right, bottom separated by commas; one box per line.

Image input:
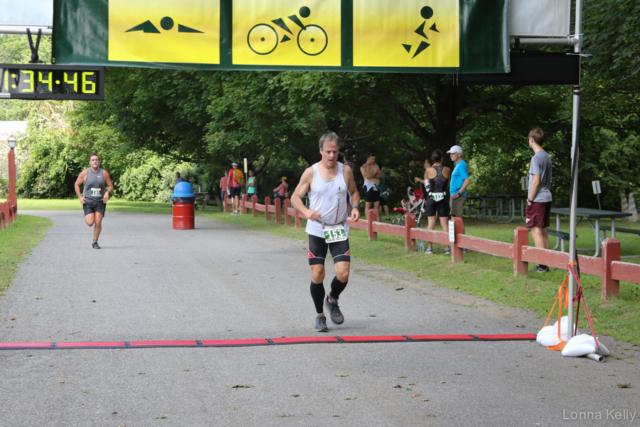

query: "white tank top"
left=305, top=162, right=350, bottom=239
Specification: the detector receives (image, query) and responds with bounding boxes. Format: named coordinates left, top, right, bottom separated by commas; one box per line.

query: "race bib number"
left=323, top=223, right=347, bottom=243
left=91, top=188, right=101, bottom=197
left=431, top=192, right=445, bottom=202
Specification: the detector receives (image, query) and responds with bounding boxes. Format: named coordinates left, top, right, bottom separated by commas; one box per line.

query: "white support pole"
left=0, top=26, right=52, bottom=36
left=567, top=0, right=584, bottom=341
left=510, top=36, right=579, bottom=46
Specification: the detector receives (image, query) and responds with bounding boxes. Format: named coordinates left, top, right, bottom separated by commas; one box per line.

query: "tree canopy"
left=2, top=0, right=639, bottom=208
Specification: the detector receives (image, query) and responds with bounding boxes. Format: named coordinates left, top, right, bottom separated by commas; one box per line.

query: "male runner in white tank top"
left=291, top=133, right=361, bottom=332
left=74, top=154, right=114, bottom=249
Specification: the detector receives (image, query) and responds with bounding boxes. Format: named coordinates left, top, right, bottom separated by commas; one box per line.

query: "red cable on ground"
left=0, top=333, right=537, bottom=351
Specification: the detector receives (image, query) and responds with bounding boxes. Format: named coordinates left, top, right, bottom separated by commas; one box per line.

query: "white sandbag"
left=553, top=316, right=579, bottom=340
left=562, top=334, right=610, bottom=357
left=537, top=325, right=562, bottom=347
left=537, top=316, right=579, bottom=347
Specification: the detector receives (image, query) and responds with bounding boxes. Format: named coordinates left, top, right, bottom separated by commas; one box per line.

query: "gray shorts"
left=450, top=195, right=467, bottom=218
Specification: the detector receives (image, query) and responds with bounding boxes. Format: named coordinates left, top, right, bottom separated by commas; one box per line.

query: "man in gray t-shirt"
left=74, top=154, right=114, bottom=250
left=525, top=128, right=552, bottom=273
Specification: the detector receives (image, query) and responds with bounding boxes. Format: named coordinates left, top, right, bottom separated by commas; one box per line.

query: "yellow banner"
left=108, top=0, right=220, bottom=64
left=232, top=0, right=341, bottom=66
left=353, top=0, right=459, bottom=67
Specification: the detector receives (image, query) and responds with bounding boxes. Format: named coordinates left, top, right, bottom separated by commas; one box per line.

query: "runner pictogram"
left=402, top=6, right=439, bottom=59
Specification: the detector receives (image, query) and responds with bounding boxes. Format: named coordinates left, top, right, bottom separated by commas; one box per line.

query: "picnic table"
left=194, top=192, right=223, bottom=211
left=550, top=207, right=632, bottom=257
left=466, top=194, right=527, bottom=223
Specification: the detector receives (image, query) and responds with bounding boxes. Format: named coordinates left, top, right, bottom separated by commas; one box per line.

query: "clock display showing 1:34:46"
left=0, top=64, right=104, bottom=100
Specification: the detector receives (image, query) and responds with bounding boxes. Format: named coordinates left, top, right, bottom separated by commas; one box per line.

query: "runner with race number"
left=74, top=154, right=114, bottom=249
left=291, top=132, right=361, bottom=332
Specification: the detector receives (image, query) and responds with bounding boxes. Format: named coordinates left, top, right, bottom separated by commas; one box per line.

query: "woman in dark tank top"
left=424, top=150, right=452, bottom=255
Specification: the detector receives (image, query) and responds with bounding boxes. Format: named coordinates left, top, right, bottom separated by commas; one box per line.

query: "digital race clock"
left=0, top=64, right=104, bottom=100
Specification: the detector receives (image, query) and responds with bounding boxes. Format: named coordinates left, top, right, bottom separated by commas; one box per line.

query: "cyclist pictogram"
left=402, top=6, right=439, bottom=59
left=247, top=6, right=328, bottom=56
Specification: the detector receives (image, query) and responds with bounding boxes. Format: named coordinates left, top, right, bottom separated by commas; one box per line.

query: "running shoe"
left=443, top=248, right=451, bottom=255
left=463, top=248, right=469, bottom=253
left=530, top=265, right=550, bottom=273
left=315, top=314, right=329, bottom=332
left=324, top=295, right=344, bottom=325
left=92, top=241, right=101, bottom=249
left=426, top=248, right=433, bottom=255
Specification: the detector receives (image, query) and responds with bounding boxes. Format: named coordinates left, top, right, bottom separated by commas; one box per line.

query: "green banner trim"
left=53, top=0, right=509, bottom=74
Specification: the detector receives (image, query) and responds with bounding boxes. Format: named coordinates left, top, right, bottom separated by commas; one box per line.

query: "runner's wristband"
left=352, top=207, right=360, bottom=212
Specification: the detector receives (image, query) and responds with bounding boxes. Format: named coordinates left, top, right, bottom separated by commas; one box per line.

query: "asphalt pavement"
left=0, top=210, right=638, bottom=426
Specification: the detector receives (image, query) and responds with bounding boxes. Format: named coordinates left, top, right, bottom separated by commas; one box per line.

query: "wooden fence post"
left=265, top=197, right=271, bottom=221
left=513, top=227, right=529, bottom=276
left=601, top=238, right=621, bottom=299
left=294, top=208, right=302, bottom=228
left=252, top=195, right=258, bottom=217
left=0, top=204, right=5, bottom=229
left=404, top=213, right=416, bottom=251
left=241, top=194, right=248, bottom=215
left=451, top=217, right=464, bottom=263
left=275, top=198, right=282, bottom=224
left=284, top=199, right=292, bottom=225
left=2, top=201, right=10, bottom=226
left=368, top=209, right=378, bottom=241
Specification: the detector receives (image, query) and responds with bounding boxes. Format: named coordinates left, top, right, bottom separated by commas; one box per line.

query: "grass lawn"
left=11, top=198, right=640, bottom=345
left=0, top=214, right=52, bottom=295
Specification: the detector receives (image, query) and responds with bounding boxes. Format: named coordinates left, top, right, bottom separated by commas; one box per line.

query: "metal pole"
left=8, top=149, right=16, bottom=204
left=567, top=0, right=584, bottom=341
left=0, top=26, right=52, bottom=36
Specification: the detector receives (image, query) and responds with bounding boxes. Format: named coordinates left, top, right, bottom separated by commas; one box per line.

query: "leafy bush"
left=0, top=176, right=7, bottom=198
left=17, top=128, right=86, bottom=199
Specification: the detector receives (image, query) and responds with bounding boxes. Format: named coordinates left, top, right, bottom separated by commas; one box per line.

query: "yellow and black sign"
left=353, top=0, right=459, bottom=67
left=232, top=0, right=341, bottom=66
left=108, top=0, right=221, bottom=64
left=55, top=0, right=509, bottom=74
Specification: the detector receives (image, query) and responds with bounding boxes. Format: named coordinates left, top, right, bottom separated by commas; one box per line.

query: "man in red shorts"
left=526, top=128, right=552, bottom=273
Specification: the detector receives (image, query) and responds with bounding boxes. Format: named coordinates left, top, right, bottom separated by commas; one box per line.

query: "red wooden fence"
left=226, top=197, right=639, bottom=299
left=0, top=199, right=17, bottom=230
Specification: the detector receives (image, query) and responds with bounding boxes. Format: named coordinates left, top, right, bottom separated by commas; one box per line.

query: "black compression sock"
left=310, top=281, right=325, bottom=313
left=329, top=277, right=348, bottom=301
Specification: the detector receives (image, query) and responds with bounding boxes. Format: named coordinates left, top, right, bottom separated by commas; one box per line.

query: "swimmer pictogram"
left=126, top=16, right=203, bottom=34
left=247, top=6, right=328, bottom=56
left=403, top=6, right=439, bottom=59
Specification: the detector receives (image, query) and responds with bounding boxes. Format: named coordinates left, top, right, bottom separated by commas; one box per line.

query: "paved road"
left=0, top=211, right=638, bottom=426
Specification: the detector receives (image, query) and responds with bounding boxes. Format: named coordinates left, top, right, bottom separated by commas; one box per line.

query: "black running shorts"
left=363, top=185, right=380, bottom=203
left=425, top=197, right=449, bottom=217
left=83, top=199, right=106, bottom=216
left=308, top=234, right=351, bottom=266
left=229, top=187, right=241, bottom=198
